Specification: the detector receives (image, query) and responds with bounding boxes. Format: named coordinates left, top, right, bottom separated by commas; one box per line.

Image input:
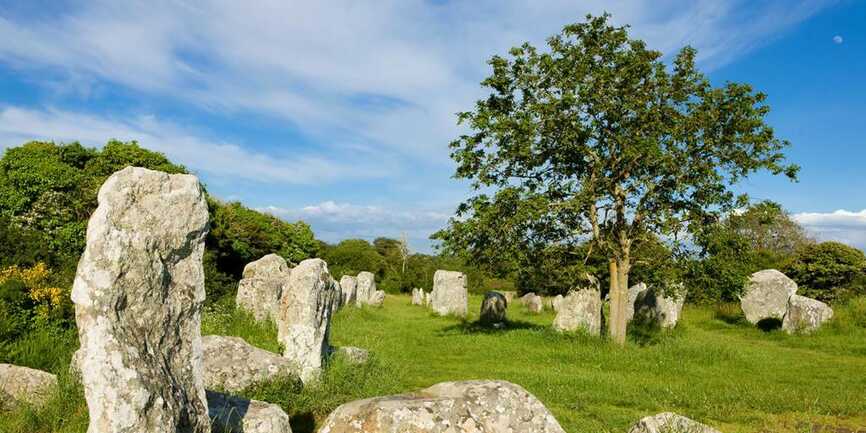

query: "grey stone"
left=633, top=284, right=687, bottom=329
left=480, top=291, right=508, bottom=325
left=411, top=288, right=424, bottom=305
left=628, top=412, right=722, bottom=433
left=236, top=254, right=291, bottom=322
left=431, top=270, right=468, bottom=317
left=551, top=294, right=564, bottom=313
left=277, top=258, right=338, bottom=384
left=369, top=290, right=386, bottom=307
left=0, top=363, right=57, bottom=408
left=525, top=294, right=544, bottom=314
left=202, top=335, right=297, bottom=392
left=355, top=272, right=377, bottom=306
left=71, top=167, right=210, bottom=433
left=317, top=380, right=565, bottom=433
left=208, top=390, right=292, bottom=433
left=340, top=275, right=358, bottom=307
left=502, top=290, right=517, bottom=304
left=782, top=295, right=834, bottom=334
left=740, top=269, right=797, bottom=324
left=334, top=346, right=370, bottom=364
left=553, top=288, right=602, bottom=335
left=625, top=282, right=648, bottom=322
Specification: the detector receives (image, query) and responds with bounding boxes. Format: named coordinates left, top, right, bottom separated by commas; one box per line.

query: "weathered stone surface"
left=71, top=167, right=210, bottom=433
left=525, top=294, right=544, bottom=314
left=625, top=282, right=648, bottom=322
left=740, top=269, right=797, bottom=325
left=202, top=335, right=297, bottom=392
left=369, top=289, right=386, bottom=307
left=208, top=390, right=293, bottom=433
left=317, top=380, right=565, bottom=433
left=519, top=292, right=536, bottom=305
left=340, top=275, right=358, bottom=307
left=480, top=291, right=508, bottom=325
left=0, top=363, right=58, bottom=407
left=411, top=288, right=424, bottom=305
left=633, top=285, right=687, bottom=329
left=553, top=288, right=602, bottom=335
left=277, top=258, right=338, bottom=384
left=502, top=290, right=517, bottom=304
left=355, top=272, right=377, bottom=306
left=236, top=254, right=291, bottom=322
left=431, top=270, right=469, bottom=317
left=782, top=295, right=834, bottom=334
left=333, top=346, right=370, bottom=364
left=628, top=412, right=722, bottom=433
left=551, top=294, right=564, bottom=313
left=424, top=291, right=432, bottom=307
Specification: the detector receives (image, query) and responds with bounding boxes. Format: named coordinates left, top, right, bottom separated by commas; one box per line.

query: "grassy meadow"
left=2, top=294, right=865, bottom=433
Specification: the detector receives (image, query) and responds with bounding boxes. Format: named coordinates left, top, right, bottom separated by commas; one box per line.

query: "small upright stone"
left=208, top=390, right=293, bottom=433
left=0, top=363, right=58, bottom=408
left=553, top=288, right=602, bottom=335
left=277, top=258, right=338, bottom=383
left=551, top=294, right=564, bottom=313
left=236, top=253, right=291, bottom=322
left=369, top=289, right=386, bottom=307
left=628, top=412, right=721, bottom=433
left=431, top=270, right=469, bottom=317
left=525, top=294, right=544, bottom=314
left=740, top=269, right=797, bottom=324
left=355, top=271, right=376, bottom=306
left=411, top=288, right=424, bottom=305
left=782, top=295, right=834, bottom=334
left=480, top=291, right=508, bottom=326
left=340, top=275, right=358, bottom=307
left=625, top=282, right=648, bottom=322
left=71, top=167, right=211, bottom=433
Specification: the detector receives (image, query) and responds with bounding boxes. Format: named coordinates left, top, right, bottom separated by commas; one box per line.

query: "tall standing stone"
left=340, top=275, right=358, bottom=307
left=740, top=269, right=797, bottom=324
left=355, top=271, right=376, bottom=306
left=553, top=288, right=602, bottom=335
left=480, top=291, right=508, bottom=326
left=431, top=270, right=468, bottom=318
left=71, top=167, right=210, bottom=433
left=277, top=258, right=338, bottom=383
left=236, top=253, right=291, bottom=322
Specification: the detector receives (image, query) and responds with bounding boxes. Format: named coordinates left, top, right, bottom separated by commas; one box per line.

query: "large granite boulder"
left=340, top=275, right=358, bottom=307
left=71, top=167, right=211, bottom=433
left=317, top=380, right=565, bottom=433
left=740, top=269, right=797, bottom=324
left=202, top=335, right=297, bottom=392
left=0, top=363, right=58, bottom=408
left=628, top=412, right=721, bottom=433
left=355, top=272, right=376, bottom=306
left=633, top=285, right=687, bottom=329
left=208, top=390, right=293, bottom=433
left=480, top=291, right=508, bottom=326
left=782, top=295, right=834, bottom=334
left=553, top=288, right=602, bottom=335
left=411, top=288, right=424, bottom=305
left=277, top=258, right=338, bottom=384
left=236, top=254, right=291, bottom=322
left=625, top=282, right=648, bottom=322
left=431, top=270, right=468, bottom=318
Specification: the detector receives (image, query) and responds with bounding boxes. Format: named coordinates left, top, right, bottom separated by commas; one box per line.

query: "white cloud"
left=833, top=35, right=844, bottom=44
left=792, top=210, right=866, bottom=249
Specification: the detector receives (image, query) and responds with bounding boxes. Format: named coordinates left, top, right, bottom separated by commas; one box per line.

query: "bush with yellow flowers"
left=0, top=262, right=71, bottom=327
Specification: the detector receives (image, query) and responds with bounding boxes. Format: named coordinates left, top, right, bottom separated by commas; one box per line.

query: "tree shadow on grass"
left=437, top=319, right=547, bottom=336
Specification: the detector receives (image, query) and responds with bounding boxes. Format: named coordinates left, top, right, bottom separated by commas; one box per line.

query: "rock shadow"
left=290, top=412, right=316, bottom=433
left=756, top=317, right=783, bottom=332
left=437, top=319, right=546, bottom=335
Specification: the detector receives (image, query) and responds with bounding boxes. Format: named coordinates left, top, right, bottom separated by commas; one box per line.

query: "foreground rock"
left=633, top=285, right=687, bottom=329
left=782, top=295, right=834, bottom=334
left=202, top=335, right=297, bottom=392
left=411, top=288, right=424, bottom=305
left=740, top=269, right=797, bottom=324
left=236, top=254, right=291, bottom=322
left=431, top=270, right=469, bottom=317
left=480, top=291, right=507, bottom=326
left=340, top=275, right=358, bottom=307
left=355, top=272, right=377, bottom=306
left=277, top=258, right=338, bottom=383
left=0, top=363, right=58, bottom=407
left=628, top=412, right=721, bottom=433
left=553, top=288, right=602, bottom=335
left=317, top=380, right=565, bottom=433
left=72, top=167, right=211, bottom=433
left=208, top=390, right=293, bottom=433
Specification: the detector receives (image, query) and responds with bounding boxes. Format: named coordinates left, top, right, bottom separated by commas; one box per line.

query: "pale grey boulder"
left=71, top=167, right=211, bottom=433
left=625, top=282, right=648, bottom=322
left=551, top=294, right=564, bottom=313
left=340, top=275, right=358, bottom=307
left=202, top=335, right=297, bottom=392
left=480, top=291, right=508, bottom=326
left=411, top=288, right=424, bottom=305
left=525, top=293, right=544, bottom=314
left=0, top=363, right=58, bottom=408
left=208, top=390, right=293, bottom=433
left=277, top=258, right=338, bottom=384
left=782, top=295, right=834, bottom=334
left=740, top=269, right=797, bottom=325
left=553, top=288, right=602, bottom=335
left=633, top=284, right=687, bottom=329
left=628, top=412, right=722, bottom=433
left=369, top=289, right=386, bottom=307
left=355, top=271, right=376, bottom=306
left=236, top=254, right=291, bottom=322
left=431, top=270, right=469, bottom=318
left=317, top=380, right=565, bottom=433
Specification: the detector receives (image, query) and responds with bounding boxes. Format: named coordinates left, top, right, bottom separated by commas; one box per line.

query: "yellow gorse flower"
left=0, top=262, right=69, bottom=317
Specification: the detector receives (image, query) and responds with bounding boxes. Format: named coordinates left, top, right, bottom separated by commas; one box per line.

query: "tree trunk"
left=608, top=257, right=629, bottom=346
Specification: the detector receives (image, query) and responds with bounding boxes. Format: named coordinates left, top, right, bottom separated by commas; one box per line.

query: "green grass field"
left=3, top=294, right=865, bottom=433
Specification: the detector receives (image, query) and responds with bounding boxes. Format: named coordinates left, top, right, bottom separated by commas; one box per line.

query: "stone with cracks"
left=628, top=412, right=722, bottom=433
left=355, top=272, right=377, bottom=306
left=480, top=291, right=508, bottom=325
left=277, top=258, right=338, bottom=384
left=317, top=380, right=566, bottom=433
left=369, top=289, right=386, bottom=307
left=0, top=363, right=58, bottom=408
left=340, top=275, right=358, bottom=307
left=553, top=288, right=602, bottom=335
left=740, top=269, right=797, bottom=325
left=208, top=390, right=293, bottom=433
left=71, top=167, right=210, bottom=433
left=202, top=335, right=297, bottom=392
left=431, top=270, right=469, bottom=318
left=782, top=295, right=834, bottom=334
left=236, top=254, right=291, bottom=322
left=633, top=285, right=687, bottom=329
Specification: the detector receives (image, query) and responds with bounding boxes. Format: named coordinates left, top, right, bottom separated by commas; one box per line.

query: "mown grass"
left=2, top=295, right=865, bottom=433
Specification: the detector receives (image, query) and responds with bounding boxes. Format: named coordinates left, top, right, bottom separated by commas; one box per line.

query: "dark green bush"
left=783, top=241, right=866, bottom=303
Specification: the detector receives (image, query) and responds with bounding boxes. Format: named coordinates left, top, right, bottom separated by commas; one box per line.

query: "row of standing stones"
left=0, top=167, right=739, bottom=433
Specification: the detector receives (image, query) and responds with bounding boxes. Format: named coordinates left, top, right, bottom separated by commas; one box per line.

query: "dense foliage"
left=782, top=241, right=866, bottom=303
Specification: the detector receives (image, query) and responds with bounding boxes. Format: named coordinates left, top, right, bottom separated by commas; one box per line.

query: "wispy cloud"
left=792, top=209, right=866, bottom=250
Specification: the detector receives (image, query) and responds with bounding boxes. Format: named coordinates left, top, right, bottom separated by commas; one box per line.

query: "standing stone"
left=502, top=290, right=517, bottom=304
left=277, top=258, right=338, bottom=383
left=369, top=289, right=386, bottom=307
left=625, top=282, right=648, bottom=322
left=431, top=270, right=469, bottom=318
left=71, top=167, right=210, bottom=433
left=740, top=269, right=798, bottom=324
left=0, top=363, right=58, bottom=408
left=553, top=288, right=602, bottom=335
left=317, top=380, right=566, bottom=433
left=782, top=295, right=834, bottom=334
left=236, top=253, right=291, bottom=322
left=633, top=284, right=687, bottom=329
left=208, top=390, right=293, bottom=433
left=551, top=294, right=564, bottom=313
left=202, top=335, right=297, bottom=392
left=424, top=291, right=432, bottom=307
left=411, top=288, right=424, bottom=305
left=520, top=292, right=537, bottom=305
left=480, top=291, right=508, bottom=326
left=340, top=275, right=358, bottom=307
left=526, top=294, right=544, bottom=314
left=628, top=412, right=721, bottom=433
left=355, top=271, right=376, bottom=306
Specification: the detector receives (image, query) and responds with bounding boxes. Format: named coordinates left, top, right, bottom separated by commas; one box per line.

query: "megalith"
left=431, top=270, right=468, bottom=317
left=740, top=269, right=797, bottom=324
left=236, top=253, right=291, bottom=322
left=553, top=288, right=602, bottom=335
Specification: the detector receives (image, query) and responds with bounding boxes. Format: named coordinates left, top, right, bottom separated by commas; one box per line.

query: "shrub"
left=783, top=241, right=866, bottom=303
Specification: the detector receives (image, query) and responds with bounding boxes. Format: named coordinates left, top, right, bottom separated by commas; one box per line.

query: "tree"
left=434, top=14, right=797, bottom=344
left=783, top=241, right=866, bottom=303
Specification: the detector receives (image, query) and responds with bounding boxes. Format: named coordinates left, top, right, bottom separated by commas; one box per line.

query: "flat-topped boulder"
left=553, top=288, right=602, bottom=335
left=317, top=380, right=565, bottom=433
left=208, top=390, right=292, bottom=433
left=628, top=412, right=722, bottom=433
left=480, top=291, right=508, bottom=326
left=431, top=270, right=468, bottom=317
left=740, top=269, right=797, bottom=324
left=236, top=253, right=291, bottom=322
left=202, top=335, right=297, bottom=392
left=71, top=167, right=211, bottom=433
left=782, top=295, right=834, bottom=334
left=0, top=363, right=58, bottom=408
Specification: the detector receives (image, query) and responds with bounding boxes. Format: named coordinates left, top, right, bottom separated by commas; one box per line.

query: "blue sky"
left=0, top=0, right=864, bottom=253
